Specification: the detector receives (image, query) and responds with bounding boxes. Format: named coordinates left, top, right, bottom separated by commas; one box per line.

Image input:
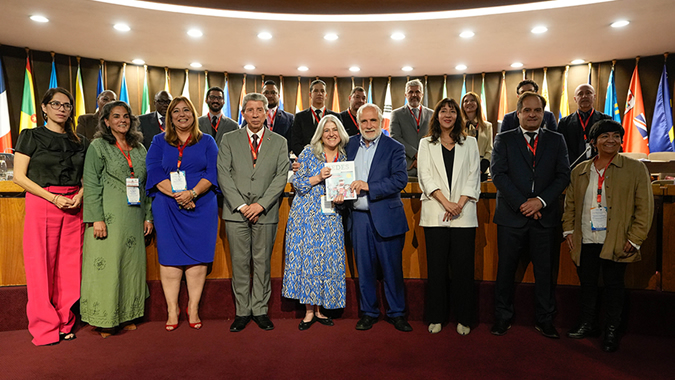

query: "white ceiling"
left=2, top=0, right=675, bottom=77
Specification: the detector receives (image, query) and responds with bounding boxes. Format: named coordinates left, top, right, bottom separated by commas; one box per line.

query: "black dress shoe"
left=535, top=322, right=560, bottom=339
left=252, top=314, right=275, bottom=330
left=355, top=315, right=378, bottom=330
left=490, top=319, right=511, bottom=336
left=314, top=316, right=334, bottom=326
left=387, top=316, right=413, bottom=332
left=229, top=316, right=251, bottom=332
left=298, top=318, right=316, bottom=331
left=567, top=322, right=600, bottom=339
left=602, top=325, right=620, bottom=352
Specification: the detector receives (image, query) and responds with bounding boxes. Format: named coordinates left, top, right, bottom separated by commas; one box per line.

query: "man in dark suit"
left=339, top=86, right=366, bottom=136
left=291, top=79, right=340, bottom=156
left=500, top=79, right=558, bottom=132
left=490, top=92, right=570, bottom=339
left=346, top=103, right=412, bottom=332
left=217, top=93, right=289, bottom=333
left=390, top=79, right=434, bottom=177
left=261, top=80, right=294, bottom=151
left=198, top=86, right=238, bottom=146
left=558, top=84, right=612, bottom=167
left=138, top=90, right=172, bottom=149
left=76, top=90, right=116, bottom=141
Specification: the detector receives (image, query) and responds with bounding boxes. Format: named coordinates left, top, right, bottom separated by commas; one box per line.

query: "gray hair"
left=405, top=79, right=424, bottom=93
left=309, top=115, right=350, bottom=159
left=356, top=103, right=383, bottom=125
left=242, top=92, right=268, bottom=111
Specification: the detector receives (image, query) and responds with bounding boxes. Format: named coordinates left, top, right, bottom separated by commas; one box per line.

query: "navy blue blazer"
left=490, top=128, right=570, bottom=228
left=557, top=109, right=612, bottom=167
left=500, top=110, right=558, bottom=133
left=291, top=108, right=341, bottom=156
left=138, top=112, right=163, bottom=150
left=345, top=134, right=409, bottom=238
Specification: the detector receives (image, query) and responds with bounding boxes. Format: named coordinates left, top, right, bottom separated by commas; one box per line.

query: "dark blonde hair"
left=460, top=92, right=487, bottom=133
left=426, top=98, right=465, bottom=145
left=164, top=96, right=202, bottom=147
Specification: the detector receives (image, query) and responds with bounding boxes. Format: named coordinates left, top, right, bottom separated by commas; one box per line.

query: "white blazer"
left=417, top=135, right=481, bottom=228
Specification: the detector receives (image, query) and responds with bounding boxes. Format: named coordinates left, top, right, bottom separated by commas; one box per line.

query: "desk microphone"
left=571, top=145, right=593, bottom=167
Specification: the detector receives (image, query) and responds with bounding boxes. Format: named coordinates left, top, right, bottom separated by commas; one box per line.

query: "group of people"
left=13, top=76, right=653, bottom=353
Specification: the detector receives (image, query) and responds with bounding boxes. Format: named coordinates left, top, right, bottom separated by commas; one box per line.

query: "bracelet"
left=145, top=220, right=153, bottom=223
left=190, top=189, right=198, bottom=199
left=52, top=194, right=59, bottom=204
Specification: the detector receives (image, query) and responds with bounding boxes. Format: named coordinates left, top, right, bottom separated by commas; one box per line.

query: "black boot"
left=602, top=324, right=620, bottom=352
left=567, top=321, right=600, bottom=339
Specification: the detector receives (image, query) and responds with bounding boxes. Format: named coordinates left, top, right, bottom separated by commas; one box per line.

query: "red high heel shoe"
left=186, top=308, right=202, bottom=330
left=165, top=309, right=180, bottom=331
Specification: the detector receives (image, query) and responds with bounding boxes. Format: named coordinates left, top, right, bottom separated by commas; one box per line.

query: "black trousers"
left=424, top=227, right=476, bottom=325
left=577, top=244, right=627, bottom=327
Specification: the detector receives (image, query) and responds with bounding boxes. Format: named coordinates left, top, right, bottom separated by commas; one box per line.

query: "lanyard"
left=347, top=109, right=358, bottom=128
left=115, top=141, right=134, bottom=177
left=209, top=113, right=222, bottom=132
left=248, top=129, right=265, bottom=165
left=408, top=106, right=421, bottom=128
left=311, top=108, right=324, bottom=123
left=158, top=118, right=164, bottom=132
left=325, top=152, right=339, bottom=162
left=524, top=133, right=539, bottom=167
left=593, top=154, right=615, bottom=205
left=577, top=109, right=595, bottom=135
left=176, top=134, right=192, bottom=170
left=268, top=108, right=278, bottom=130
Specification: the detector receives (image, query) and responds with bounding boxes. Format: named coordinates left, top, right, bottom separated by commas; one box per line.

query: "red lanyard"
left=268, top=108, right=278, bottom=130
left=325, top=153, right=339, bottom=162
left=248, top=129, right=265, bottom=166
left=311, top=108, right=324, bottom=123
left=158, top=118, right=164, bottom=132
left=408, top=106, right=421, bottom=127
left=115, top=141, right=134, bottom=177
left=524, top=133, right=539, bottom=167
left=176, top=134, right=192, bottom=170
left=593, top=154, right=615, bottom=204
left=347, top=109, right=358, bottom=128
left=209, top=113, right=222, bottom=132
left=577, top=109, right=595, bottom=134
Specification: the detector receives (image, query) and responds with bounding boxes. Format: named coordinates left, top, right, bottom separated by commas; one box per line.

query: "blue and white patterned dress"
left=282, top=146, right=346, bottom=309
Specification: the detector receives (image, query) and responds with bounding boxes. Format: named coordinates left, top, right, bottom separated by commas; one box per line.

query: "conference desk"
left=2, top=179, right=673, bottom=292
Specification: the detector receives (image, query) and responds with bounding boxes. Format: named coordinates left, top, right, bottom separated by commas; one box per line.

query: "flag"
left=74, top=61, right=86, bottom=129
left=278, top=76, right=285, bottom=111
left=541, top=68, right=551, bottom=112
left=331, top=77, right=341, bottom=112
left=238, top=75, right=246, bottom=125
left=164, top=67, right=170, bottom=92
left=622, top=62, right=649, bottom=154
left=19, top=57, right=37, bottom=132
left=223, top=75, right=231, bottom=118
left=587, top=63, right=592, bottom=85
left=382, top=78, right=392, bottom=136
left=295, top=77, right=303, bottom=114
left=141, top=65, right=151, bottom=115
left=480, top=75, right=487, bottom=122
left=461, top=75, right=467, bottom=100
left=181, top=70, right=190, bottom=100
left=96, top=64, right=104, bottom=110
left=0, top=59, right=12, bottom=153
left=649, top=63, right=674, bottom=152
left=367, top=78, right=373, bottom=104
left=422, top=76, right=428, bottom=108
left=442, top=75, right=447, bottom=99
left=49, top=60, right=58, bottom=89
left=604, top=65, right=621, bottom=123
left=201, top=71, right=209, bottom=116
left=497, top=71, right=508, bottom=124
left=559, top=66, right=570, bottom=121
left=119, top=64, right=129, bottom=104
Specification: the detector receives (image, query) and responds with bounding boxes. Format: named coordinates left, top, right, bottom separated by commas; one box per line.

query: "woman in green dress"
left=81, top=101, right=153, bottom=338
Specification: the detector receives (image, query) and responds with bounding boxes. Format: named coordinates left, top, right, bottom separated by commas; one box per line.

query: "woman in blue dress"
left=146, top=96, right=219, bottom=331
left=282, top=115, right=350, bottom=330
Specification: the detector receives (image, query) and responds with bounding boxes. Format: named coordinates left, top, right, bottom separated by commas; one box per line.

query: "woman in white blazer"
left=417, top=98, right=481, bottom=335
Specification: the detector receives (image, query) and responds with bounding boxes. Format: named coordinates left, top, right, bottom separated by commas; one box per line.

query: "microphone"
left=571, top=145, right=593, bottom=167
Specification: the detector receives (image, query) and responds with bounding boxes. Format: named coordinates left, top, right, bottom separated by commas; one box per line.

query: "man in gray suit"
left=198, top=86, right=238, bottom=146
left=76, top=90, right=116, bottom=141
left=217, top=92, right=290, bottom=332
left=390, top=79, right=433, bottom=177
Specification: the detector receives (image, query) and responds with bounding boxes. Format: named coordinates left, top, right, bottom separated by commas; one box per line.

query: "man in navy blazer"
left=291, top=79, right=340, bottom=156
left=499, top=80, right=558, bottom=133
left=262, top=80, right=293, bottom=151
left=490, top=92, right=570, bottom=339
left=345, top=103, right=412, bottom=332
left=139, top=90, right=172, bottom=149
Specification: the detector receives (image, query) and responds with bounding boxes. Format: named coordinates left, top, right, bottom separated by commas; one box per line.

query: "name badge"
left=590, top=206, right=607, bottom=231
left=170, top=171, right=187, bottom=192
left=126, top=177, right=141, bottom=206
left=320, top=195, right=336, bottom=215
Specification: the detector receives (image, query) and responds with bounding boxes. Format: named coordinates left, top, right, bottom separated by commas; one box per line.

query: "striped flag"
left=622, top=62, right=649, bottom=154
left=382, top=78, right=392, bottom=136
left=541, top=68, right=551, bottom=111
left=141, top=65, right=151, bottom=115
left=278, top=76, right=285, bottom=111
left=331, top=77, right=341, bottom=112
left=238, top=75, right=246, bottom=125
left=559, top=66, right=570, bottom=121
left=0, top=58, right=12, bottom=152
left=442, top=75, right=448, bottom=99
left=497, top=71, right=508, bottom=124
left=422, top=76, right=428, bottom=108
left=181, top=69, right=191, bottom=100
left=96, top=64, right=104, bottom=110
left=74, top=60, right=86, bottom=129
left=119, top=64, right=129, bottom=104
left=649, top=63, right=673, bottom=152
left=164, top=67, right=170, bottom=92
left=201, top=71, right=209, bottom=116
left=480, top=74, right=487, bottom=122
left=49, top=59, right=58, bottom=89
left=295, top=77, right=303, bottom=114
left=604, top=65, right=621, bottom=122
left=19, top=57, right=37, bottom=132
left=223, top=74, right=232, bottom=118
left=460, top=75, right=467, bottom=101
left=367, top=78, right=373, bottom=104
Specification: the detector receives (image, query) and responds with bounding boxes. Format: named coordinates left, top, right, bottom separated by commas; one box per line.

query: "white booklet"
left=324, top=161, right=357, bottom=201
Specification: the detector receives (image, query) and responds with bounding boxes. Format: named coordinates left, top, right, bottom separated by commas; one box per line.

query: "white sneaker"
left=428, top=323, right=442, bottom=334
left=457, top=323, right=471, bottom=335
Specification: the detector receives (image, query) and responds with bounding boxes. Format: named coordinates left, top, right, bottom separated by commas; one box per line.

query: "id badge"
left=590, top=206, right=607, bottom=231
left=170, top=170, right=187, bottom=192
left=320, top=195, right=335, bottom=215
left=126, top=177, right=141, bottom=206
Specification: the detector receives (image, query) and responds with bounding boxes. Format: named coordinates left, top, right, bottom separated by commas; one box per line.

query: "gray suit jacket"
left=198, top=114, right=239, bottom=146
left=217, top=128, right=290, bottom=224
left=390, top=105, right=433, bottom=176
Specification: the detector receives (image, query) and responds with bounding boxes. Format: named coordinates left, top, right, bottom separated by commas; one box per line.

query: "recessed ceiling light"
left=258, top=32, right=272, bottom=40
left=349, top=66, right=360, bottom=72
left=30, top=15, right=49, bottom=23
left=571, top=59, right=585, bottom=65
left=611, top=20, right=630, bottom=28
left=298, top=66, right=309, bottom=72
left=324, top=33, right=338, bottom=41
left=132, top=59, right=145, bottom=65
left=455, top=64, right=467, bottom=71
left=511, top=62, right=524, bottom=68
left=401, top=66, right=413, bottom=72
left=187, top=29, right=203, bottom=37
left=114, top=23, right=131, bottom=32
left=459, top=31, right=474, bottom=38
left=531, top=26, right=548, bottom=34
left=190, top=62, right=202, bottom=68
left=391, top=32, right=406, bottom=40
left=244, top=64, right=256, bottom=70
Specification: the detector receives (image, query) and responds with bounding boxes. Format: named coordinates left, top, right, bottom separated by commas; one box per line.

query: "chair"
left=619, top=152, right=648, bottom=160
left=648, top=152, right=675, bottom=161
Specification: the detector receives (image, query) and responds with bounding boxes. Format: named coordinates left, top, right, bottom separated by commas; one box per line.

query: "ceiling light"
left=401, top=66, right=413, bottom=72
left=30, top=15, right=49, bottom=23
left=531, top=26, right=548, bottom=34
left=611, top=20, right=630, bottom=28
left=511, top=62, right=524, bottom=68
left=190, top=62, right=202, bottom=68
left=114, top=23, right=131, bottom=32
left=258, top=32, right=272, bottom=40
left=132, top=59, right=145, bottom=65
left=391, top=32, right=405, bottom=40
left=349, top=66, right=360, bottom=72
left=244, top=64, right=256, bottom=70
left=571, top=59, right=585, bottom=65
left=324, top=33, right=338, bottom=41
left=455, top=64, right=467, bottom=71
left=298, top=66, right=309, bottom=72
left=187, top=29, right=203, bottom=37
left=459, top=31, right=474, bottom=38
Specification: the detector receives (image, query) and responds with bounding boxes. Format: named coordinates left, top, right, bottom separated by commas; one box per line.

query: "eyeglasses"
left=156, top=99, right=172, bottom=105
left=48, top=101, right=73, bottom=111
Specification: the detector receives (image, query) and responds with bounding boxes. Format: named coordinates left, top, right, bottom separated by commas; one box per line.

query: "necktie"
left=314, top=109, right=321, bottom=125
left=211, top=116, right=218, bottom=127
left=412, top=108, right=419, bottom=119
left=159, top=116, right=165, bottom=128
left=525, top=132, right=536, bottom=146
left=251, top=134, right=259, bottom=165
left=267, top=110, right=274, bottom=130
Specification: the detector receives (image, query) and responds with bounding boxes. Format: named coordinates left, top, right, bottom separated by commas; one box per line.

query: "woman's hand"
left=316, top=167, right=332, bottom=182
left=442, top=200, right=462, bottom=217
left=67, top=191, right=83, bottom=209
left=173, top=190, right=193, bottom=207
left=52, top=194, right=74, bottom=210
left=93, top=221, right=107, bottom=239
left=333, top=194, right=344, bottom=205
left=565, top=234, right=574, bottom=252
left=620, top=241, right=638, bottom=258
left=143, top=221, right=154, bottom=236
